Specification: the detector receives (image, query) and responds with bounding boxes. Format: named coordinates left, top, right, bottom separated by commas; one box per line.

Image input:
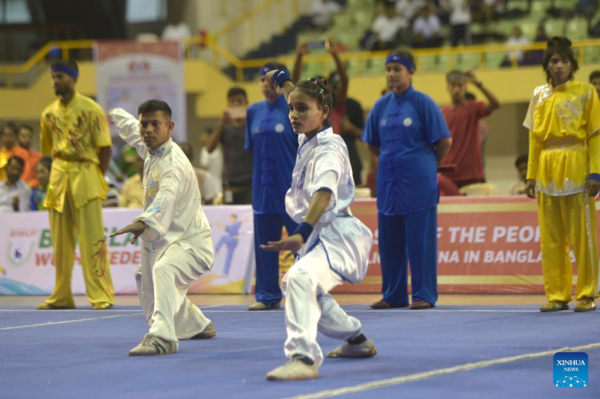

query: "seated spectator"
left=413, top=5, right=444, bottom=48
left=508, top=155, right=528, bottom=195
left=181, top=142, right=220, bottom=205
left=17, top=125, right=42, bottom=187
left=119, top=154, right=144, bottom=208
left=103, top=180, right=120, bottom=208
left=501, top=26, right=530, bottom=66
left=0, top=156, right=31, bottom=212
left=30, top=157, right=52, bottom=211
left=371, top=1, right=408, bottom=50
left=0, top=123, right=28, bottom=182
left=590, top=70, right=600, bottom=97
left=523, top=25, right=549, bottom=65
left=309, top=0, right=342, bottom=31
left=395, top=0, right=426, bottom=22
left=161, top=16, right=192, bottom=42
left=204, top=87, right=253, bottom=204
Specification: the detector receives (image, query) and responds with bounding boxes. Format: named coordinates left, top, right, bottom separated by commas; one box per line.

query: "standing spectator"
left=0, top=156, right=31, bottom=212
left=524, top=37, right=600, bottom=312
left=590, top=70, right=600, bottom=97
left=0, top=123, right=28, bottom=182
left=204, top=87, right=253, bottom=204
left=199, top=131, right=223, bottom=203
left=119, top=154, right=144, bottom=208
left=310, top=0, right=342, bottom=31
left=246, top=62, right=299, bottom=311
left=17, top=125, right=42, bottom=187
left=465, top=92, right=488, bottom=166
left=30, top=157, right=52, bottom=210
left=508, top=155, right=528, bottom=195
left=38, top=60, right=114, bottom=311
left=412, top=5, right=444, bottom=48
left=445, top=0, right=472, bottom=46
left=362, top=50, right=452, bottom=310
left=371, top=1, right=408, bottom=50
left=440, top=70, right=500, bottom=188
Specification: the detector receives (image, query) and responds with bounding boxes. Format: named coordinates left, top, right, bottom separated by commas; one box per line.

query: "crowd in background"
left=1, top=64, right=599, bottom=213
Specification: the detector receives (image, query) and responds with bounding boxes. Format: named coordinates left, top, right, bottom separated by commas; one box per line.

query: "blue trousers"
left=253, top=212, right=298, bottom=304
left=378, top=207, right=438, bottom=306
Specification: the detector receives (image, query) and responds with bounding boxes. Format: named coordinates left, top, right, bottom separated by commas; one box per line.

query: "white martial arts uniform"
left=110, top=109, right=214, bottom=343
left=283, top=127, right=373, bottom=366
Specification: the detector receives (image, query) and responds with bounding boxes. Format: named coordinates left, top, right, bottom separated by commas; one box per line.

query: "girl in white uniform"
left=262, top=71, right=377, bottom=381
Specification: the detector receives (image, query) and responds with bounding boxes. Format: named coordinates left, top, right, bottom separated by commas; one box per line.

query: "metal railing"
left=1, top=38, right=599, bottom=87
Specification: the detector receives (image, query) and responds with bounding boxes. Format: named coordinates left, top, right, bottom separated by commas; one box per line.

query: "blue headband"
left=51, top=64, right=78, bottom=79
left=385, top=55, right=415, bottom=71
left=260, top=65, right=276, bottom=76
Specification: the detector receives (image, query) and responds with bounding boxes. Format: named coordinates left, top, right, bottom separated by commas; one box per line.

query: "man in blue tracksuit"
left=362, top=50, right=452, bottom=310
left=245, top=62, right=298, bottom=311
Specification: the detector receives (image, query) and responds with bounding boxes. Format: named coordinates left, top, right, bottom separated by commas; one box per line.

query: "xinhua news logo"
left=554, top=352, right=588, bottom=388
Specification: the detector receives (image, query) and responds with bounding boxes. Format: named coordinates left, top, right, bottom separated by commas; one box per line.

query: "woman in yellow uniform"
left=525, top=37, right=600, bottom=312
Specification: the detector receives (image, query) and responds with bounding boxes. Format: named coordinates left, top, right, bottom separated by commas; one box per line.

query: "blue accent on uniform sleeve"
left=30, top=189, right=38, bottom=211
left=420, top=93, right=451, bottom=145
left=244, top=105, right=254, bottom=150
left=589, top=173, right=600, bottom=181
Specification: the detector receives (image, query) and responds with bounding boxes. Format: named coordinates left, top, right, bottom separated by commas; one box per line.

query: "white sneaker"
left=128, top=334, right=177, bottom=356
left=190, top=322, right=216, bottom=339
left=266, top=359, right=318, bottom=381
left=326, top=339, right=377, bottom=358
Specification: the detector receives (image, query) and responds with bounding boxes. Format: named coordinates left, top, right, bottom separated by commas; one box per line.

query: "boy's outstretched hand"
left=111, top=220, right=147, bottom=245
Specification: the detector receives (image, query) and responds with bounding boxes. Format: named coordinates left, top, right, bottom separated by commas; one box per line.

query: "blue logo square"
left=554, top=352, right=588, bottom=388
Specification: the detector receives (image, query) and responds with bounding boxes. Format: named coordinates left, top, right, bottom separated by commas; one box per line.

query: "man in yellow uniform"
left=37, top=60, right=114, bottom=310
left=525, top=37, right=600, bottom=312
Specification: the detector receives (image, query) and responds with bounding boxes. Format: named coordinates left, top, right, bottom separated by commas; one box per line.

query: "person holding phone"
left=292, top=40, right=363, bottom=185
left=245, top=62, right=299, bottom=311
left=205, top=87, right=253, bottom=204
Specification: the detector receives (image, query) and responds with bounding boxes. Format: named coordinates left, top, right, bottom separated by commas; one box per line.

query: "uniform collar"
left=552, top=79, right=573, bottom=91
left=267, top=94, right=287, bottom=109
left=392, top=85, right=414, bottom=102
left=298, top=127, right=333, bottom=157
left=149, top=138, right=171, bottom=157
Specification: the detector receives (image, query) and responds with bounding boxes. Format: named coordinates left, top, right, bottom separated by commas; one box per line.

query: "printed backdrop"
left=0, top=206, right=254, bottom=295
left=94, top=41, right=186, bottom=141
left=2, top=198, right=599, bottom=296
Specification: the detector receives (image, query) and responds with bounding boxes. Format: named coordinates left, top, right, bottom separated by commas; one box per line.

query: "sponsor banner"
left=0, top=207, right=254, bottom=295
left=334, top=197, right=599, bottom=294
left=94, top=41, right=186, bottom=141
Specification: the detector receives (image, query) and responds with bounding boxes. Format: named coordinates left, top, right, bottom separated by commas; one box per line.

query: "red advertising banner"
left=332, top=197, right=596, bottom=294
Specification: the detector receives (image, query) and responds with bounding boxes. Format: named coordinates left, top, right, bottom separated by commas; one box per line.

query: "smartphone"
left=306, top=40, right=327, bottom=50
left=227, top=106, right=247, bottom=120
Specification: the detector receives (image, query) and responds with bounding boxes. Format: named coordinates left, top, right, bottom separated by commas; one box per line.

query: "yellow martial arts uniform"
left=525, top=80, right=600, bottom=302
left=40, top=92, right=114, bottom=307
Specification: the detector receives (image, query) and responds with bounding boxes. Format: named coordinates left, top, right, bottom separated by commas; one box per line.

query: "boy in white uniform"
left=262, top=72, right=377, bottom=381
left=109, top=101, right=215, bottom=356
